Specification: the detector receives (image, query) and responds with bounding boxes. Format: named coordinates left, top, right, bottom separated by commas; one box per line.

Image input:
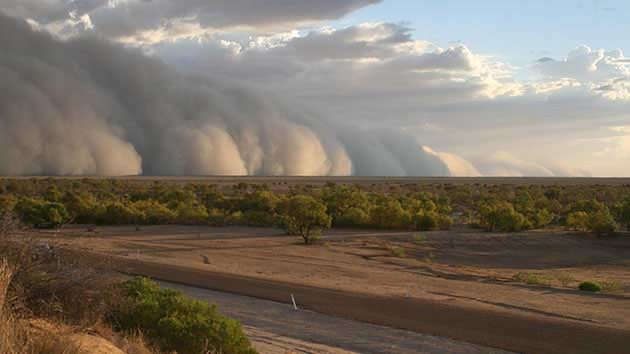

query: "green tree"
left=133, top=200, right=176, bottom=224
left=335, top=207, right=370, bottom=227
left=279, top=195, right=331, bottom=244
left=587, top=208, right=617, bottom=236
left=370, top=199, right=412, bottom=229
left=321, top=184, right=370, bottom=226
left=478, top=201, right=526, bottom=232
left=99, top=201, right=143, bottom=225
left=567, top=211, right=589, bottom=231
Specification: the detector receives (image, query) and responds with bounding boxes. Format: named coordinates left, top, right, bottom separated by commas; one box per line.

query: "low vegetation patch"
left=112, top=277, right=257, bottom=354
left=578, top=281, right=602, bottom=292
left=0, top=214, right=257, bottom=354
left=600, top=280, right=621, bottom=292
left=389, top=246, right=407, bottom=258
left=512, top=272, right=552, bottom=286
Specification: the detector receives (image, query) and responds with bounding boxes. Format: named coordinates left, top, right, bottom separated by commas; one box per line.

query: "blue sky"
left=337, top=0, right=629, bottom=72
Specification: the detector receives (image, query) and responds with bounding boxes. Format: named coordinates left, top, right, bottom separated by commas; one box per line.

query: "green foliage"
left=14, top=198, right=70, bottom=228
left=587, top=208, right=617, bottom=235
left=174, top=202, right=209, bottom=224
left=579, top=281, right=602, bottom=292
left=567, top=205, right=616, bottom=235
left=279, top=195, right=331, bottom=244
left=513, top=272, right=551, bottom=286
left=321, top=184, right=370, bottom=227
left=133, top=200, right=176, bottom=224
left=2, top=179, right=630, bottom=236
left=0, top=194, right=17, bottom=212
left=478, top=201, right=526, bottom=232
left=530, top=208, right=554, bottom=228
left=567, top=211, right=589, bottom=231
left=370, top=199, right=412, bottom=229
left=413, top=210, right=453, bottom=231
left=335, top=207, right=370, bottom=227
left=113, top=278, right=257, bottom=354
left=98, top=201, right=140, bottom=224
left=390, top=246, right=406, bottom=258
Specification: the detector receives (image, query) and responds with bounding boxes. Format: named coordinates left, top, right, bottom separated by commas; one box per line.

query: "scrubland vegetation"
left=1, top=179, right=630, bottom=238
left=0, top=213, right=258, bottom=354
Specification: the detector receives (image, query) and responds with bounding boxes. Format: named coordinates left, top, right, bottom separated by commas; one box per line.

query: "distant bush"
left=14, top=198, right=70, bottom=228
left=513, top=272, right=551, bottom=286
left=579, top=281, right=602, bottom=292
left=567, top=207, right=616, bottom=235
left=587, top=208, right=617, bottom=236
left=112, top=277, right=257, bottom=354
left=566, top=211, right=589, bottom=231
left=335, top=207, right=370, bottom=228
left=370, top=200, right=411, bottom=229
left=479, top=202, right=526, bottom=232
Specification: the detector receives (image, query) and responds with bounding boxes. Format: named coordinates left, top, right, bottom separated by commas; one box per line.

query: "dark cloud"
left=1, top=0, right=381, bottom=39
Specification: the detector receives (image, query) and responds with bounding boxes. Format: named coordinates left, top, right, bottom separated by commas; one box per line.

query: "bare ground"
left=40, top=225, right=630, bottom=354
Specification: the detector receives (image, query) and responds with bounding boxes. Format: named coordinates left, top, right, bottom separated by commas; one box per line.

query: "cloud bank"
left=0, top=13, right=459, bottom=176
left=3, top=1, right=630, bottom=177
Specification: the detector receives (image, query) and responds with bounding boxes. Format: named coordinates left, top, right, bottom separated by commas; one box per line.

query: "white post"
left=291, top=294, right=298, bottom=310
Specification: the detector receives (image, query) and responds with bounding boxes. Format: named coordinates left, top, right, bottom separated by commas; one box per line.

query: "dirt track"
left=103, top=254, right=630, bottom=354
left=163, top=281, right=513, bottom=354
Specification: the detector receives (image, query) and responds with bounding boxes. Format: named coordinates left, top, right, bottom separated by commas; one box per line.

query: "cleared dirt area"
left=44, top=225, right=630, bottom=354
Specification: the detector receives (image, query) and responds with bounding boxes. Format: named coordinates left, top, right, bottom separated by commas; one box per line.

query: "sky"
left=341, top=1, right=630, bottom=77
left=1, top=0, right=630, bottom=177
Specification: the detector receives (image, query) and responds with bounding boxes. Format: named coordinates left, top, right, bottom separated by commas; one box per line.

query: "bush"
left=335, top=207, right=370, bottom=228
left=587, top=209, right=617, bottom=236
left=578, top=281, right=602, bottom=292
left=112, top=278, right=257, bottom=354
left=14, top=198, right=70, bottom=228
left=479, top=202, right=526, bottom=232
left=370, top=200, right=412, bottom=229
left=567, top=211, right=589, bottom=231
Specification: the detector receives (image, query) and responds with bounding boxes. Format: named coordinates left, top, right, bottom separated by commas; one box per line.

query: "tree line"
left=1, top=179, right=630, bottom=241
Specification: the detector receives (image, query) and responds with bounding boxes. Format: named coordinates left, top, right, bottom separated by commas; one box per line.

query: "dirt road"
left=162, top=281, right=513, bottom=354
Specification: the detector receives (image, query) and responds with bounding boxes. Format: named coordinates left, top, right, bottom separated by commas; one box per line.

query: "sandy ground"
left=41, top=225, right=630, bottom=353
left=161, top=281, right=514, bottom=354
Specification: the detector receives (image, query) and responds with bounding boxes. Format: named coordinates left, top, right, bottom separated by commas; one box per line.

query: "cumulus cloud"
left=0, top=13, right=460, bottom=177
left=534, top=45, right=630, bottom=83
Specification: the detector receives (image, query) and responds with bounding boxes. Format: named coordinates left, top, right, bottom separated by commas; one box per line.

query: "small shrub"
left=390, top=246, right=406, bottom=258
left=513, top=272, right=551, bottom=286
left=112, top=277, right=257, bottom=354
left=412, top=234, right=426, bottom=245
left=579, top=281, right=602, bottom=292
left=554, top=272, right=576, bottom=287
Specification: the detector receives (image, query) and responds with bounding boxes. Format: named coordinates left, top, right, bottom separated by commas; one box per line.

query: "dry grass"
left=1, top=258, right=82, bottom=354
left=113, top=332, right=160, bottom=354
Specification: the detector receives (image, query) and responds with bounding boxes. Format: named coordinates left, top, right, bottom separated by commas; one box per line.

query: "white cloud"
left=534, top=45, right=630, bottom=83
